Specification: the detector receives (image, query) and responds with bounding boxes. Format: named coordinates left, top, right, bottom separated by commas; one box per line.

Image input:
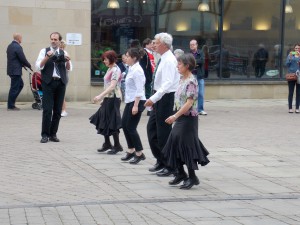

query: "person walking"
left=189, top=39, right=207, bottom=115
left=89, top=50, right=123, bottom=154
left=6, top=33, right=31, bottom=110
left=120, top=48, right=146, bottom=164
left=144, top=32, right=180, bottom=176
left=35, top=32, right=71, bottom=143
left=162, top=53, right=210, bottom=189
left=286, top=43, right=300, bottom=113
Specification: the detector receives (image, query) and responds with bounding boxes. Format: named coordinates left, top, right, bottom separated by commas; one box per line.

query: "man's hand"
left=144, top=99, right=154, bottom=107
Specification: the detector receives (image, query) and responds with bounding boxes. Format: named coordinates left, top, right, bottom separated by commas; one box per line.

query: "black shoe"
left=180, top=176, right=200, bottom=190
left=97, top=143, right=112, bottom=152
left=107, top=145, right=123, bottom=155
left=121, top=152, right=135, bottom=161
left=169, top=172, right=188, bottom=185
left=156, top=167, right=174, bottom=177
left=149, top=162, right=164, bottom=172
left=129, top=153, right=146, bottom=164
left=40, top=137, right=48, bottom=143
left=49, top=136, right=60, bottom=142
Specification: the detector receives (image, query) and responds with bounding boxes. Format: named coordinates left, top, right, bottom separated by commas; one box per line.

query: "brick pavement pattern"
left=0, top=99, right=300, bottom=225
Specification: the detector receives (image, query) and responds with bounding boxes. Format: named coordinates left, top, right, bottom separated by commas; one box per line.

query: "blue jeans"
left=7, top=75, right=24, bottom=109
left=198, top=79, right=204, bottom=112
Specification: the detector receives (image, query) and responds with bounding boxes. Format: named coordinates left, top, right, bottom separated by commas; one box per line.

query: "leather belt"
left=52, top=77, right=60, bottom=80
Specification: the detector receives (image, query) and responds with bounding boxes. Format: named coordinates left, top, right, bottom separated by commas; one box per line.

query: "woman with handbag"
left=120, top=47, right=147, bottom=164
left=90, top=50, right=123, bottom=154
left=286, top=44, right=300, bottom=113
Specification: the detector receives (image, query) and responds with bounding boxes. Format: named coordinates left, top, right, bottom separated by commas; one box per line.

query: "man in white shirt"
left=144, top=32, right=180, bottom=176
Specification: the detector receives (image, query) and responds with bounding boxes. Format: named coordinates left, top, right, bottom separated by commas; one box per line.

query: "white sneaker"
left=199, top=111, right=207, bottom=115
left=61, top=111, right=68, bottom=117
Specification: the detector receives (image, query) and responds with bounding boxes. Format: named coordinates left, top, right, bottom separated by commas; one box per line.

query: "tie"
left=54, top=63, right=61, bottom=77
left=151, top=58, right=161, bottom=94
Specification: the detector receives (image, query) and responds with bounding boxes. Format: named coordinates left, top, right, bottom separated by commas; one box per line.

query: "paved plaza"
left=0, top=99, right=300, bottom=225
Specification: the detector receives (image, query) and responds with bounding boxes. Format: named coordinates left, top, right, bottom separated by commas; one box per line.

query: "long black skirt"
left=162, top=116, right=210, bottom=170
left=89, top=97, right=122, bottom=136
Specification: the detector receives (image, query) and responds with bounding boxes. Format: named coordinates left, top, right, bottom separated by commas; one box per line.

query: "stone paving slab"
left=0, top=99, right=300, bottom=224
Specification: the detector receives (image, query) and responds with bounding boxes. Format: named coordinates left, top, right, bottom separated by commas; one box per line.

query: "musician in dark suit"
left=35, top=32, right=71, bottom=143
left=6, top=33, right=31, bottom=110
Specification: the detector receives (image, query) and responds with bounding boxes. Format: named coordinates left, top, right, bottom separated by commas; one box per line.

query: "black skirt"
left=162, top=116, right=210, bottom=170
left=89, top=97, right=122, bottom=136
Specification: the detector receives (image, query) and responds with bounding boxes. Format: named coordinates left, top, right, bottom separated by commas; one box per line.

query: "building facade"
left=1, top=0, right=299, bottom=101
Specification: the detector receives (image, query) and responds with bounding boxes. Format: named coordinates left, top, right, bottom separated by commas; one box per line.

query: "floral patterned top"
left=103, top=64, right=122, bottom=98
left=174, top=75, right=198, bottom=116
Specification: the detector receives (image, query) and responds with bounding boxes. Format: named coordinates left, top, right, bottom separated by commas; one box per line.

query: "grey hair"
left=154, top=32, right=173, bottom=49
left=174, top=49, right=184, bottom=57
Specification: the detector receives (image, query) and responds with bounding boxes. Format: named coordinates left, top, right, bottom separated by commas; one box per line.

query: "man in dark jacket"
left=6, top=33, right=31, bottom=110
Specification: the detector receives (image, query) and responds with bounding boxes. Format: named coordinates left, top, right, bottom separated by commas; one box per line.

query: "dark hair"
left=50, top=32, right=62, bottom=41
left=143, top=38, right=152, bottom=48
left=130, top=39, right=141, bottom=48
left=102, top=50, right=118, bottom=64
left=177, top=53, right=196, bottom=71
left=127, top=48, right=144, bottom=62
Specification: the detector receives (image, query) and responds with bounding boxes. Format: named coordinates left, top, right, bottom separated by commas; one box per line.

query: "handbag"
left=285, top=73, right=297, bottom=81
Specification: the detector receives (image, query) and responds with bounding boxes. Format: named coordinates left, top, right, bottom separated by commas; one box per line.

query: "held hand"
left=65, top=56, right=71, bottom=61
left=47, top=50, right=54, bottom=57
left=132, top=106, right=138, bottom=115
left=165, top=115, right=176, bottom=125
left=144, top=99, right=154, bottom=107
left=93, top=94, right=103, bottom=103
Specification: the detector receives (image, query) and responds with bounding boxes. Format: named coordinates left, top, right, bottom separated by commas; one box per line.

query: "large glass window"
left=222, top=0, right=282, bottom=79
left=91, top=0, right=156, bottom=82
left=158, top=0, right=221, bottom=80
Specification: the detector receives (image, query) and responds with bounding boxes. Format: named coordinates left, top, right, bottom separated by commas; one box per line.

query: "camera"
left=51, top=53, right=66, bottom=63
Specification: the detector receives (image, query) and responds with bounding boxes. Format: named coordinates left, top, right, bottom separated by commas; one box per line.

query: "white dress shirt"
left=150, top=49, right=180, bottom=103
left=125, top=62, right=146, bottom=103
left=35, top=47, right=72, bottom=78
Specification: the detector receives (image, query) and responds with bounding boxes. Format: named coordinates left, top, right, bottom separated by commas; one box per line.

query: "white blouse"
left=125, top=62, right=146, bottom=103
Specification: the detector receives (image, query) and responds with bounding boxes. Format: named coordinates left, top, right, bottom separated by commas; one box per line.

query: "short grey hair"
left=154, top=32, right=173, bottom=49
left=174, top=49, right=184, bottom=57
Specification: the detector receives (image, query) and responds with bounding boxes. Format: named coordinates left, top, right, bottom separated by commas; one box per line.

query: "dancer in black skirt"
left=162, top=53, right=210, bottom=189
left=89, top=50, right=123, bottom=154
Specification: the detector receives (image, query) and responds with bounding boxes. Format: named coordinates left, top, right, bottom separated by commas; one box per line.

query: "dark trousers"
left=255, top=60, right=267, bottom=77
left=288, top=80, right=300, bottom=109
left=147, top=92, right=174, bottom=163
left=7, top=75, right=24, bottom=109
left=122, top=101, right=145, bottom=152
left=41, top=79, right=66, bottom=137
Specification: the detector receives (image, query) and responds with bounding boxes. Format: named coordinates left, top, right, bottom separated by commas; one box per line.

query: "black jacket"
left=191, top=49, right=204, bottom=79
left=6, top=40, right=31, bottom=76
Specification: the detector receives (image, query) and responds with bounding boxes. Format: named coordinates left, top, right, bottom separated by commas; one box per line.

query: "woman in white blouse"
left=121, top=47, right=146, bottom=164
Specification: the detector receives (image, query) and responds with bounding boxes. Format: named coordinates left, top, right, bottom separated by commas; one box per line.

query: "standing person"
left=121, top=48, right=146, bottom=164
left=36, top=32, right=71, bottom=143
left=162, top=53, right=210, bottom=190
left=189, top=39, right=207, bottom=115
left=60, top=39, right=72, bottom=117
left=142, top=38, right=155, bottom=100
left=89, top=50, right=123, bottom=154
left=144, top=32, right=180, bottom=176
left=286, top=44, right=300, bottom=113
left=252, top=43, right=269, bottom=78
left=6, top=33, right=31, bottom=111
left=117, top=53, right=128, bottom=102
